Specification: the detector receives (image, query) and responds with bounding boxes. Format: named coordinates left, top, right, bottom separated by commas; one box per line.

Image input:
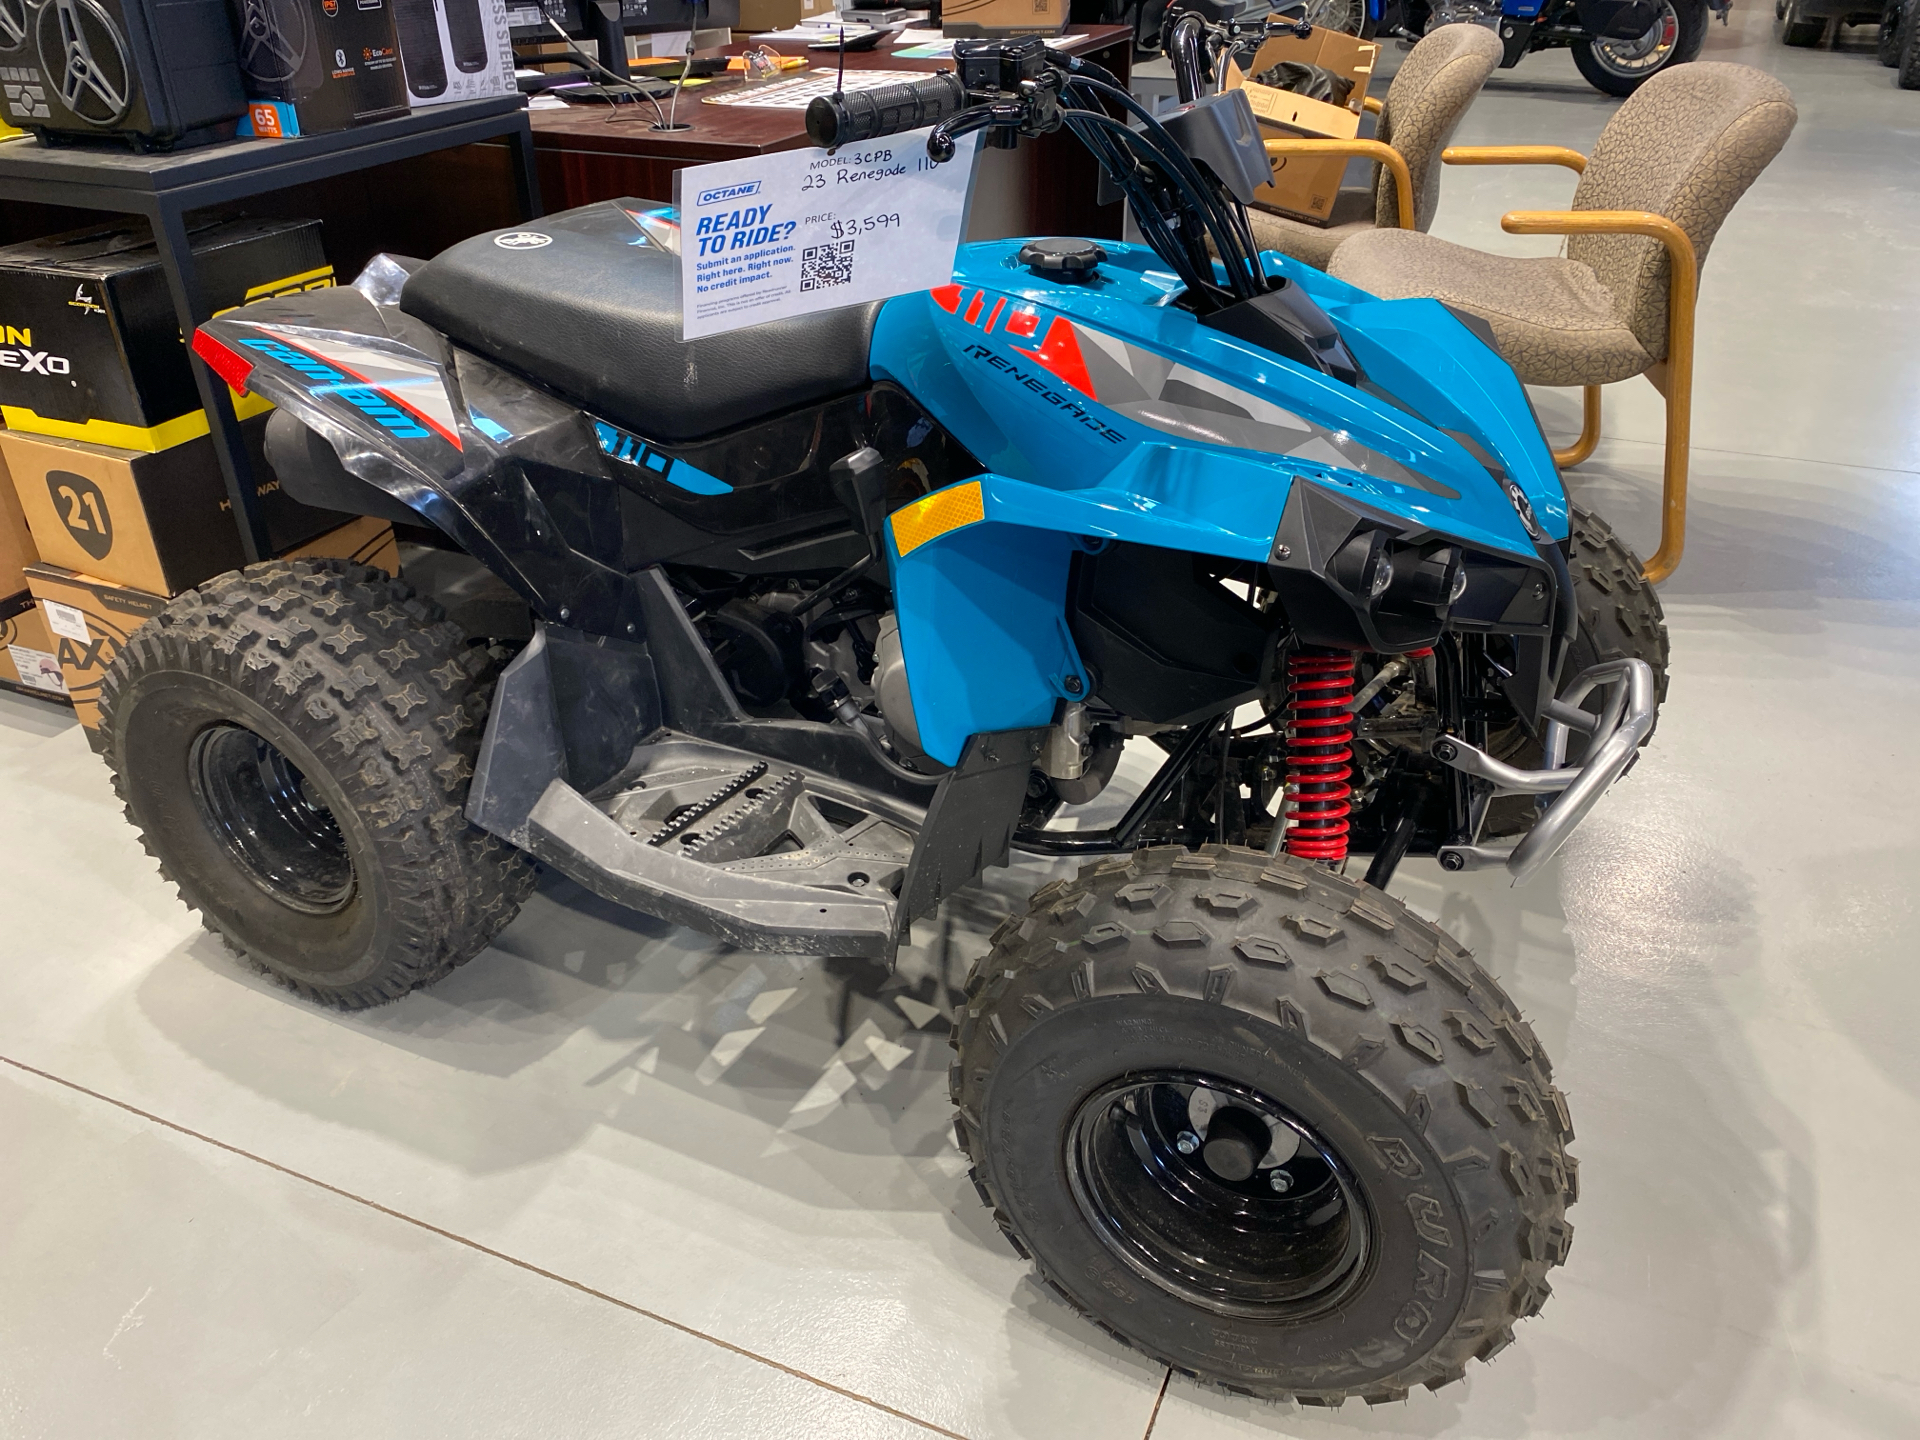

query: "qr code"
left=801, top=240, right=856, bottom=292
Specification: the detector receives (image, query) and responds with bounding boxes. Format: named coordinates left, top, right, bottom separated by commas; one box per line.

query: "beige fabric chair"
left=1329, top=62, right=1796, bottom=582
left=1248, top=25, right=1503, bottom=271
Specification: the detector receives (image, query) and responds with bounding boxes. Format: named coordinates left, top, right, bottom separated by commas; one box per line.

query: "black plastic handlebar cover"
left=806, top=74, right=968, bottom=148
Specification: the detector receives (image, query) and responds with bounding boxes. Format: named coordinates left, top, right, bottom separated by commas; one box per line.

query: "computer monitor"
left=507, top=0, right=740, bottom=80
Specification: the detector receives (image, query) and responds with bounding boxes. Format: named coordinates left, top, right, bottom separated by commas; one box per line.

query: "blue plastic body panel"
left=873, top=239, right=1568, bottom=764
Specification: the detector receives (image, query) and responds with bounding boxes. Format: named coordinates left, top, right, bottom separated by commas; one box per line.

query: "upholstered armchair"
left=1248, top=24, right=1504, bottom=271
left=1329, top=63, right=1796, bottom=582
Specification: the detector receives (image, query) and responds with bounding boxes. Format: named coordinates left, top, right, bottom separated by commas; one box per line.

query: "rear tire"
left=100, top=557, right=534, bottom=1008
left=1881, top=1, right=1904, bottom=61
left=952, top=845, right=1574, bottom=1403
left=1573, top=0, right=1707, bottom=95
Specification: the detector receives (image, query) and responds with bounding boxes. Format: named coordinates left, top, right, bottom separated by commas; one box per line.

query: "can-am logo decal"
left=236, top=336, right=434, bottom=441
left=494, top=231, right=553, bottom=249
left=696, top=181, right=761, bottom=205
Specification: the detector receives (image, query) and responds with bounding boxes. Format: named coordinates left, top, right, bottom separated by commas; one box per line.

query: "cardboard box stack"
left=1226, top=29, right=1380, bottom=225
left=0, top=215, right=399, bottom=738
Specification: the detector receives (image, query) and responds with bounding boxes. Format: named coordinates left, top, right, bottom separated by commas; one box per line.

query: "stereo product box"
left=0, top=0, right=249, bottom=150
left=24, top=514, right=398, bottom=732
left=734, top=0, right=833, bottom=31
left=1, top=416, right=353, bottom=595
left=0, top=215, right=332, bottom=450
left=231, top=0, right=410, bottom=136
left=941, top=0, right=1067, bottom=39
left=392, top=0, right=514, bottom=106
left=0, top=588, right=66, bottom=700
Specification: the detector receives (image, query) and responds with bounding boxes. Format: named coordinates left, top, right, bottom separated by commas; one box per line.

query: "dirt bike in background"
left=1114, top=0, right=1716, bottom=96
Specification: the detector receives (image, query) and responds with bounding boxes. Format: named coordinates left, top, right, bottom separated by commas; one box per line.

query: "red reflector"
left=191, top=329, right=254, bottom=395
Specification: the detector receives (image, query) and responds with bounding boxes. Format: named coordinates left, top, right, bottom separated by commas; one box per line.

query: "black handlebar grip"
left=806, top=74, right=968, bottom=149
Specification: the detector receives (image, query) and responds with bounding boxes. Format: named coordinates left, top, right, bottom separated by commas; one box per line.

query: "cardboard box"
left=24, top=515, right=400, bottom=732
left=0, top=441, right=35, bottom=596
left=1229, top=30, right=1379, bottom=225
left=0, top=216, right=333, bottom=450
left=0, top=588, right=66, bottom=702
left=396, top=0, right=518, bottom=108
left=942, top=0, right=1068, bottom=37
left=233, top=0, right=411, bottom=137
left=2, top=419, right=352, bottom=597
left=736, top=0, right=834, bottom=30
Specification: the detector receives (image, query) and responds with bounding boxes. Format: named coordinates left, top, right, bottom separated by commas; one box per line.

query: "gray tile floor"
left=4, top=10, right=1917, bottom=1437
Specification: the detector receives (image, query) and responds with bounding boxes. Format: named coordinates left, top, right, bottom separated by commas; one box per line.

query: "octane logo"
left=236, top=336, right=433, bottom=441
left=494, top=231, right=553, bottom=249
left=697, top=181, right=761, bottom=205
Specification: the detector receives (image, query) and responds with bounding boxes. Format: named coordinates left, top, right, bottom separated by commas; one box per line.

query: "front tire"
left=952, top=846, right=1574, bottom=1403
left=1573, top=0, right=1708, bottom=95
left=1899, top=4, right=1920, bottom=82
left=1880, top=1, right=1904, bottom=61
left=1780, top=0, right=1829, bottom=42
left=100, top=557, right=534, bottom=1008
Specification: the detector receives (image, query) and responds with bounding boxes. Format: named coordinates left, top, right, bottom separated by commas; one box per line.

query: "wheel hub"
left=1594, top=1, right=1680, bottom=74
left=1064, top=1072, right=1371, bottom=1319
left=188, top=723, right=356, bottom=916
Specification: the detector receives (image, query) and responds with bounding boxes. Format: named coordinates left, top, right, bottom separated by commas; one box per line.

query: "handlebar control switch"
left=1018, top=238, right=1107, bottom=281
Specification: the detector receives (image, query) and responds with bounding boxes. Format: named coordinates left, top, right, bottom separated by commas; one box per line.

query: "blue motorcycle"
left=108, top=21, right=1664, bottom=1403
left=1367, top=0, right=1712, bottom=95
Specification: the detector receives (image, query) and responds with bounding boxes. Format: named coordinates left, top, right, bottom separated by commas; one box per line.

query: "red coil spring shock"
left=1284, top=647, right=1356, bottom=863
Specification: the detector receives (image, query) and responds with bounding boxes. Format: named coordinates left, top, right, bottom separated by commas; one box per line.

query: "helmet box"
left=0, top=0, right=249, bottom=151
left=230, top=0, right=409, bottom=135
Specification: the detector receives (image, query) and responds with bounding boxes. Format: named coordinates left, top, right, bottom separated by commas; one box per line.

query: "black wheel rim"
left=188, top=723, right=356, bottom=916
left=1592, top=1, right=1681, bottom=77
left=1064, top=1071, right=1372, bottom=1320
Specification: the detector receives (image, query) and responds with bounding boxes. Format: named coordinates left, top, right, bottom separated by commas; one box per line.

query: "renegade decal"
left=961, top=344, right=1124, bottom=445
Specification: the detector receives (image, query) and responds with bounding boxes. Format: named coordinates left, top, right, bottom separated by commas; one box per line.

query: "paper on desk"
left=894, top=41, right=954, bottom=58
left=892, top=28, right=944, bottom=43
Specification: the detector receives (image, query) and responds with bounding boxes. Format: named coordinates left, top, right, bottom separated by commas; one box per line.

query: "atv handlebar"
left=804, top=74, right=968, bottom=149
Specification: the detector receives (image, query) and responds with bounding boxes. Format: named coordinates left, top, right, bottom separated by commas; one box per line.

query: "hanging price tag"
left=674, top=128, right=982, bottom=341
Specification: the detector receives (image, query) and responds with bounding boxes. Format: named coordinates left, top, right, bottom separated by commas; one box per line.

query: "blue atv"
left=106, top=22, right=1665, bottom=1405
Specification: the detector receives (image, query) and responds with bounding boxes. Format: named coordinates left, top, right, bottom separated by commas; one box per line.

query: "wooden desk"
left=529, top=25, right=1133, bottom=240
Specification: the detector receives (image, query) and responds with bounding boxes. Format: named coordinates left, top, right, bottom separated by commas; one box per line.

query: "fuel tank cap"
left=1018, top=238, right=1106, bottom=281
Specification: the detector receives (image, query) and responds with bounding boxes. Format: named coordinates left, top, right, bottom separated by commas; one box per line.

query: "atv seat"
left=399, top=201, right=880, bottom=445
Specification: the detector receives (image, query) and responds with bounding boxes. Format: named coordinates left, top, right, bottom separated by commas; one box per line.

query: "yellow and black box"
left=0, top=588, right=67, bottom=703
left=0, top=215, right=333, bottom=452
left=23, top=515, right=399, bottom=737
left=1, top=419, right=351, bottom=597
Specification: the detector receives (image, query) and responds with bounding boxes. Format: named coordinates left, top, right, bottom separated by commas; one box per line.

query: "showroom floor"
left=3, top=12, right=1916, bottom=1440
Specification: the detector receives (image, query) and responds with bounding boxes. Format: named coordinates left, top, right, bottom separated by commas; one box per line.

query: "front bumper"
left=1429, top=658, right=1657, bottom=884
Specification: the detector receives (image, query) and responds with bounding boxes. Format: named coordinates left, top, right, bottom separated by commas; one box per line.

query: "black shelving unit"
left=0, top=97, right=542, bottom=563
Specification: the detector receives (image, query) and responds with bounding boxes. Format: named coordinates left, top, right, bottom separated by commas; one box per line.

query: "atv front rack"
left=1430, top=658, right=1657, bottom=883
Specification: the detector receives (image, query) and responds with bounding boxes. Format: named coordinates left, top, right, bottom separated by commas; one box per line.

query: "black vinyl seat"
left=399, top=201, right=880, bottom=445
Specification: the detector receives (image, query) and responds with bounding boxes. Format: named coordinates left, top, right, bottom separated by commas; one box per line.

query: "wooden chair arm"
left=1502, top=209, right=1698, bottom=583
left=1263, top=137, right=1416, bottom=231
left=1442, top=144, right=1588, bottom=174
left=1362, top=95, right=1383, bottom=114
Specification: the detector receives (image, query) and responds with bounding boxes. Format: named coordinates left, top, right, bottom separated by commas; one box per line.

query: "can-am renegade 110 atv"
left=106, top=17, right=1666, bottom=1407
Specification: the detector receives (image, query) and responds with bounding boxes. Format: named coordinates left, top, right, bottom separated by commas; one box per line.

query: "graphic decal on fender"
left=931, top=286, right=1440, bottom=489
left=238, top=327, right=464, bottom=448
left=593, top=420, right=733, bottom=495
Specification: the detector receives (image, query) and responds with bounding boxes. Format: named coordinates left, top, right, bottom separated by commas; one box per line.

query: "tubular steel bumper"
left=1431, top=658, right=1656, bottom=884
